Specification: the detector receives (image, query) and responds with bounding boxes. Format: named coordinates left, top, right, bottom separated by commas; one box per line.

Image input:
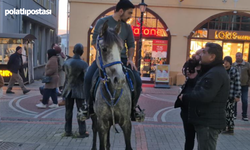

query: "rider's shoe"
left=131, top=105, right=145, bottom=122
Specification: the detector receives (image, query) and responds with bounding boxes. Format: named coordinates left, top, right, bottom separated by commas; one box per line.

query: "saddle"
left=90, top=66, right=137, bottom=104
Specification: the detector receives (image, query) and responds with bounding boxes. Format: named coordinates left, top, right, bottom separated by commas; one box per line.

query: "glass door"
left=223, top=42, right=244, bottom=62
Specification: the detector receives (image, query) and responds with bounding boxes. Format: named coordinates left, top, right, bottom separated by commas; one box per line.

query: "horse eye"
left=103, top=48, right=107, bottom=52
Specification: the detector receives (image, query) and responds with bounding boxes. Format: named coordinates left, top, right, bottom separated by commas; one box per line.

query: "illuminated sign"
left=0, top=70, right=12, bottom=77
left=210, top=30, right=250, bottom=41
left=131, top=26, right=166, bottom=37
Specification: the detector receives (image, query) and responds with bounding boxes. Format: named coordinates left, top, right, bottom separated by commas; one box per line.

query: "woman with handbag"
left=36, top=49, right=59, bottom=108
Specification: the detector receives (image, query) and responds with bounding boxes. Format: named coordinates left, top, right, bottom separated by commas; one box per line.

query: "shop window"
left=231, top=15, right=241, bottom=23
left=0, top=39, right=23, bottom=64
left=220, top=15, right=230, bottom=22
left=242, top=16, right=250, bottom=23
left=230, top=23, right=240, bottom=31
left=192, top=30, right=207, bottom=38
left=51, top=0, right=56, bottom=15
left=241, top=24, right=250, bottom=31
left=190, top=39, right=222, bottom=57
left=243, top=42, right=249, bottom=62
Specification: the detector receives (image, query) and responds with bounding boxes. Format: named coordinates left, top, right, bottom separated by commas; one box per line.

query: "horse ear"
left=115, top=21, right=121, bottom=35
left=100, top=20, right=109, bottom=36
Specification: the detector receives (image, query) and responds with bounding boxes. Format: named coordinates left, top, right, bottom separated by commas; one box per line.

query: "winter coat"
left=182, top=62, right=230, bottom=129
left=44, top=56, right=59, bottom=89
left=7, top=52, right=23, bottom=74
left=62, top=55, right=88, bottom=99
left=57, top=55, right=65, bottom=87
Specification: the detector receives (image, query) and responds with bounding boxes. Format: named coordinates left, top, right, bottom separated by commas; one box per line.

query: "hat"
left=54, top=46, right=61, bottom=54
left=224, top=56, right=232, bottom=65
left=16, top=46, right=22, bottom=52
left=116, top=0, right=135, bottom=12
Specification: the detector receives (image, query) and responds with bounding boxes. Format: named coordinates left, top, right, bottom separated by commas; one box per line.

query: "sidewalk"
left=0, top=81, right=250, bottom=150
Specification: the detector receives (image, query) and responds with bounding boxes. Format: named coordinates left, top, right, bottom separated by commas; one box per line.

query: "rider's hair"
left=115, top=0, right=135, bottom=12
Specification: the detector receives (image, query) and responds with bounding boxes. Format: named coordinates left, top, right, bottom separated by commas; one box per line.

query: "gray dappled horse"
left=90, top=21, right=133, bottom=150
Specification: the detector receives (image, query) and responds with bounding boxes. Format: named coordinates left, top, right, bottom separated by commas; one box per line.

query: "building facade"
left=68, top=0, right=250, bottom=84
left=0, top=0, right=58, bottom=80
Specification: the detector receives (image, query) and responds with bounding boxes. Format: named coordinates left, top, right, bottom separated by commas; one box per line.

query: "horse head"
left=96, top=20, right=126, bottom=89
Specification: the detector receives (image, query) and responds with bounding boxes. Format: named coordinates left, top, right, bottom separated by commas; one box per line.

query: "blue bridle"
left=96, top=35, right=124, bottom=107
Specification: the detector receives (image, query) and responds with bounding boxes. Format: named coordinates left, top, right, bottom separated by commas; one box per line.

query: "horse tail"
left=111, top=106, right=119, bottom=133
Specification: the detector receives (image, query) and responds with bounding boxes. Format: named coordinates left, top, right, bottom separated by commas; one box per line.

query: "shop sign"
left=209, top=30, right=250, bottom=41
left=152, top=40, right=168, bottom=58
left=155, top=65, right=169, bottom=83
left=131, top=26, right=165, bottom=37
left=0, top=70, right=12, bottom=77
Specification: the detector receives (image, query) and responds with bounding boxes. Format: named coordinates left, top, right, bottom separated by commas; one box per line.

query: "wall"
left=69, top=0, right=250, bottom=73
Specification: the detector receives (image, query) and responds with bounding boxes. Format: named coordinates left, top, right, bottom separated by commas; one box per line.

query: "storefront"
left=0, top=33, right=36, bottom=84
left=88, top=7, right=170, bottom=82
left=189, top=12, right=250, bottom=62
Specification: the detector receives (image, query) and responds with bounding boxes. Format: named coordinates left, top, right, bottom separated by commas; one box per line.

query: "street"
left=0, top=81, right=250, bottom=150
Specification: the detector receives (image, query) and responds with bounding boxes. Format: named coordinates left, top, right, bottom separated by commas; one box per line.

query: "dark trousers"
left=235, top=85, right=248, bottom=118
left=195, top=125, right=221, bottom=150
left=84, top=59, right=142, bottom=107
left=65, top=97, right=86, bottom=135
left=42, top=88, right=58, bottom=104
left=181, top=112, right=195, bottom=150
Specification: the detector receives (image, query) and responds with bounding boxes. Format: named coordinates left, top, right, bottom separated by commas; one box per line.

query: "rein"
left=96, top=35, right=124, bottom=107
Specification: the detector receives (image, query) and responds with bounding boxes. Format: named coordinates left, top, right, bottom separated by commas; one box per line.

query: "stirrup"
left=77, top=108, right=89, bottom=121
left=134, top=105, right=145, bottom=122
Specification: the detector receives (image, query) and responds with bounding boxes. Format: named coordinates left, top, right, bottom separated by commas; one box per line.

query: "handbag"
left=42, top=76, right=52, bottom=83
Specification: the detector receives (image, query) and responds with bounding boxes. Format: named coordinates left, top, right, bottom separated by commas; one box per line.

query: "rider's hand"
left=127, top=59, right=138, bottom=71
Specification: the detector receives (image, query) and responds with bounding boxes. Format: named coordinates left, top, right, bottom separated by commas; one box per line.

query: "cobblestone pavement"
left=0, top=81, right=250, bottom=150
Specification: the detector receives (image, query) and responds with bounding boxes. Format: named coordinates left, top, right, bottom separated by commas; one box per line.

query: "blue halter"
left=96, top=35, right=124, bottom=107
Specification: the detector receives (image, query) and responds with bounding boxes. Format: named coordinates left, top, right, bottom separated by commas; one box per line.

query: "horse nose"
left=113, top=76, right=125, bottom=85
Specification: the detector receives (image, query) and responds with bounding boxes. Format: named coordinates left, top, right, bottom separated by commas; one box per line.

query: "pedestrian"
left=54, top=45, right=66, bottom=106
left=175, top=58, right=199, bottom=150
left=36, top=49, right=59, bottom=108
left=0, top=74, right=4, bottom=98
left=233, top=52, right=250, bottom=121
left=83, top=0, right=145, bottom=122
left=62, top=43, right=89, bottom=138
left=179, top=43, right=230, bottom=150
left=6, top=46, right=30, bottom=94
left=223, top=56, right=241, bottom=134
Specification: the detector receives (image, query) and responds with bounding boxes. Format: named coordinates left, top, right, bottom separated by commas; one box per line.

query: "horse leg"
left=91, top=114, right=97, bottom=150
left=106, top=125, right=111, bottom=150
left=120, top=121, right=133, bottom=150
left=98, top=121, right=109, bottom=150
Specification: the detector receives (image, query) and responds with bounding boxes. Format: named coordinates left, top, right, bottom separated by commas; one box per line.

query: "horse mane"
left=101, top=27, right=124, bottom=51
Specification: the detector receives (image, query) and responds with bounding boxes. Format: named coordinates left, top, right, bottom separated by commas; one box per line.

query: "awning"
left=0, top=33, right=36, bottom=40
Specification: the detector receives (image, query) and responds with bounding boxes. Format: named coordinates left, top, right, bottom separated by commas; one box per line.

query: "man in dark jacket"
left=62, top=43, right=89, bottom=138
left=179, top=43, right=230, bottom=150
left=6, top=46, right=30, bottom=94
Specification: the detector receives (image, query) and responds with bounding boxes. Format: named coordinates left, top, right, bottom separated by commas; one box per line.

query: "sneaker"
left=49, top=104, right=59, bottom=108
left=23, top=89, right=30, bottom=94
left=36, top=102, right=46, bottom=109
left=233, top=116, right=237, bottom=120
left=6, top=90, right=15, bottom=94
left=131, top=105, right=145, bottom=122
left=242, top=117, right=249, bottom=121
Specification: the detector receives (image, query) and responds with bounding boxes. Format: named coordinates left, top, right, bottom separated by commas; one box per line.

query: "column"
left=34, top=24, right=39, bottom=67
left=41, top=27, right=46, bottom=65
left=25, top=22, right=31, bottom=34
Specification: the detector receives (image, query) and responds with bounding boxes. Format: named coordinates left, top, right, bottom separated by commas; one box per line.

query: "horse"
left=90, top=20, right=133, bottom=150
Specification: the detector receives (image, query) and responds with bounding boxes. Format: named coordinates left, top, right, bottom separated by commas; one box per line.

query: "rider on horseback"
left=81, top=0, right=145, bottom=122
